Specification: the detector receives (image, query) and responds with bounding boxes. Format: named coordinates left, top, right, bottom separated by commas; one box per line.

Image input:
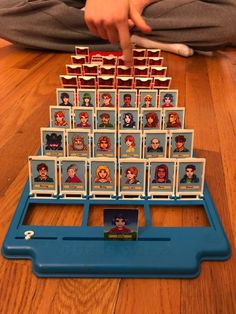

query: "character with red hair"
left=125, top=135, right=136, bottom=153
left=77, top=111, right=91, bottom=128
left=152, top=164, right=171, bottom=184
left=144, top=112, right=159, bottom=128
left=54, top=110, right=68, bottom=127
left=125, top=166, right=140, bottom=184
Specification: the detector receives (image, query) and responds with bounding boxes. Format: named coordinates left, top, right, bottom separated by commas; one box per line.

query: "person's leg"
left=134, top=0, right=236, bottom=51
left=0, top=0, right=119, bottom=52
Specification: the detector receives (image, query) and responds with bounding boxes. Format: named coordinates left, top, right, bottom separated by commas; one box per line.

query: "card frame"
left=158, top=89, right=179, bottom=108
left=73, top=107, right=94, bottom=130
left=58, top=157, right=87, bottom=198
left=143, top=130, right=168, bottom=158
left=169, top=129, right=194, bottom=158
left=176, top=158, right=206, bottom=197
left=119, top=130, right=142, bottom=159
left=41, top=127, right=66, bottom=157
left=163, top=107, right=185, bottom=130
left=141, top=108, right=162, bottom=131
left=118, top=89, right=137, bottom=108
left=56, top=88, right=76, bottom=107
left=93, top=129, right=116, bottom=158
left=118, top=158, right=147, bottom=198
left=89, top=157, right=117, bottom=198
left=95, top=107, right=117, bottom=130
left=119, top=108, right=140, bottom=130
left=66, top=128, right=91, bottom=158
left=28, top=155, right=58, bottom=196
left=148, top=158, right=176, bottom=198
left=50, top=105, right=72, bottom=129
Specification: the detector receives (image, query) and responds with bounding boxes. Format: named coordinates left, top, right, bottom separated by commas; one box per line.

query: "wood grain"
left=0, top=40, right=235, bottom=314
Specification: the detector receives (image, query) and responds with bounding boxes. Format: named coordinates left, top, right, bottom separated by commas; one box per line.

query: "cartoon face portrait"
left=45, top=133, right=63, bottom=151
left=90, top=159, right=116, bottom=195
left=177, top=159, right=205, bottom=196
left=144, top=112, right=159, bottom=128
left=57, top=89, right=75, bottom=106
left=125, top=166, right=140, bottom=185
left=59, top=159, right=86, bottom=195
left=29, top=157, right=57, bottom=194
left=78, top=89, right=96, bottom=107
left=59, top=92, right=73, bottom=107
left=159, top=90, right=178, bottom=108
left=169, top=131, right=193, bottom=158
left=140, top=90, right=157, bottom=108
left=152, top=164, right=171, bottom=184
left=164, top=109, right=185, bottom=129
left=123, top=112, right=136, bottom=128
left=67, top=130, right=90, bottom=157
left=54, top=111, right=68, bottom=127
left=100, top=93, right=114, bottom=107
left=120, top=132, right=141, bottom=158
left=144, top=131, right=167, bottom=158
left=96, top=109, right=116, bottom=129
left=99, top=113, right=113, bottom=128
left=94, top=165, right=112, bottom=183
left=34, top=163, right=54, bottom=183
left=97, top=136, right=111, bottom=152
left=148, top=160, right=175, bottom=196
left=77, top=111, right=91, bottom=128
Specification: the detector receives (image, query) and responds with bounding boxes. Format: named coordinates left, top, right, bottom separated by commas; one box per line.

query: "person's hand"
left=84, top=0, right=151, bottom=66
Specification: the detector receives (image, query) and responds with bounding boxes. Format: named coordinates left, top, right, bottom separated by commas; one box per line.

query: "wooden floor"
left=0, top=38, right=235, bottom=313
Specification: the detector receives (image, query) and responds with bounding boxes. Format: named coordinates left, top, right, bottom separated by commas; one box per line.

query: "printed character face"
left=103, top=95, right=111, bottom=105
left=157, top=167, right=166, bottom=179
left=147, top=116, right=154, bottom=124
left=102, top=116, right=110, bottom=124
left=124, top=95, right=131, bottom=106
left=55, top=114, right=63, bottom=123
left=84, top=97, right=90, bottom=104
left=125, top=115, right=131, bottom=124
left=98, top=169, right=108, bottom=179
left=185, top=167, right=194, bottom=178
left=126, top=170, right=135, bottom=181
left=176, top=140, right=184, bottom=149
left=126, top=139, right=133, bottom=147
left=164, top=96, right=171, bottom=105
left=151, top=139, right=160, bottom=149
left=67, top=168, right=76, bottom=178
left=63, top=96, right=69, bottom=104
left=115, top=218, right=125, bottom=228
left=169, top=114, right=175, bottom=123
left=100, top=140, right=108, bottom=150
left=39, top=167, right=48, bottom=179
left=80, top=115, right=88, bottom=124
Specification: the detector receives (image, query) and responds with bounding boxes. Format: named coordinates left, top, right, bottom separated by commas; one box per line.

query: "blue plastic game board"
left=1, top=47, right=231, bottom=278
left=2, top=180, right=230, bottom=278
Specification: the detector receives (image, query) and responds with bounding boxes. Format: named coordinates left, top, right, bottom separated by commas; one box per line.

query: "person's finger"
left=129, top=3, right=152, bottom=33
left=117, top=22, right=133, bottom=66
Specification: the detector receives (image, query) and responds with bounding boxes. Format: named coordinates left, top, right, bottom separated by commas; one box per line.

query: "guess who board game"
left=2, top=47, right=231, bottom=278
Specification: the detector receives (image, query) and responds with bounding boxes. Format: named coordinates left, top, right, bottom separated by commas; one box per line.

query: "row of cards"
left=40, top=128, right=194, bottom=159
left=29, top=156, right=205, bottom=199
left=60, top=75, right=172, bottom=89
left=49, top=106, right=185, bottom=131
left=74, top=46, right=161, bottom=59
left=56, top=88, right=179, bottom=108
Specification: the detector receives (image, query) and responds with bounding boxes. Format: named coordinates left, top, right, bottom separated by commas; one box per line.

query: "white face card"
left=159, top=89, right=179, bottom=108
left=119, top=130, right=142, bottom=158
left=77, top=89, right=96, bottom=108
left=56, top=88, right=75, bottom=107
left=143, top=130, right=168, bottom=158
left=66, top=129, right=90, bottom=158
left=119, top=158, right=146, bottom=197
left=50, top=106, right=71, bottom=129
left=148, top=158, right=176, bottom=198
left=41, top=128, right=66, bottom=157
left=169, top=130, right=194, bottom=158
left=163, top=107, right=185, bottom=130
left=29, top=156, right=57, bottom=196
left=98, top=89, right=116, bottom=108
left=95, top=108, right=116, bottom=130
left=90, top=158, right=117, bottom=197
left=176, top=158, right=206, bottom=197
left=73, top=107, right=94, bottom=130
left=93, top=130, right=116, bottom=158
left=119, top=108, right=139, bottom=130
left=139, top=89, right=158, bottom=108
left=118, top=89, right=137, bottom=108
left=141, top=108, right=162, bottom=130
left=59, top=157, right=87, bottom=197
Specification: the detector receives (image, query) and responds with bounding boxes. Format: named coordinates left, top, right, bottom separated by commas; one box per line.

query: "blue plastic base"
left=2, top=181, right=231, bottom=278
